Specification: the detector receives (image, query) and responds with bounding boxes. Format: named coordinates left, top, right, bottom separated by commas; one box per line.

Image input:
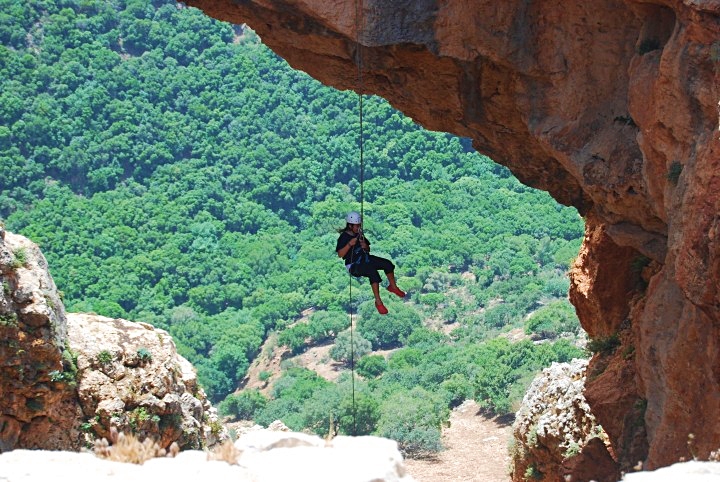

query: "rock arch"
left=186, top=0, right=720, bottom=473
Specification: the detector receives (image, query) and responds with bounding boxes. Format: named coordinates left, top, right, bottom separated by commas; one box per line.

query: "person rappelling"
left=335, top=211, right=406, bottom=314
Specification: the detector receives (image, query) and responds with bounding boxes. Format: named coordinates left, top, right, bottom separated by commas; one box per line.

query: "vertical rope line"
left=347, top=0, right=366, bottom=439
left=348, top=266, right=356, bottom=436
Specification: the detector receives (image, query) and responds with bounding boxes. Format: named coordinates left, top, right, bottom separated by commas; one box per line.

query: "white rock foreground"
left=0, top=430, right=415, bottom=482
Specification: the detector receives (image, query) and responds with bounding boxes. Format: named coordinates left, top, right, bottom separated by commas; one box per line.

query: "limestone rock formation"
left=67, top=313, right=228, bottom=450
left=511, top=359, right=619, bottom=482
left=183, top=0, right=720, bottom=474
left=0, top=230, right=224, bottom=451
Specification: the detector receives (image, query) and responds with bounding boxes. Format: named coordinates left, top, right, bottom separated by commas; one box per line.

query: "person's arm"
left=337, top=236, right=358, bottom=258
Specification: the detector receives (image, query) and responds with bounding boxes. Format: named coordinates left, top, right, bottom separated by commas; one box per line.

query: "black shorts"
left=349, top=255, right=395, bottom=284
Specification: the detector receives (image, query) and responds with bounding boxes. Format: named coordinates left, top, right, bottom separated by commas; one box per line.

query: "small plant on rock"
left=587, top=334, right=621, bottom=356
left=97, top=350, right=113, bottom=364
left=10, top=248, right=27, bottom=269
left=136, top=347, right=152, bottom=364
left=0, top=312, right=18, bottom=327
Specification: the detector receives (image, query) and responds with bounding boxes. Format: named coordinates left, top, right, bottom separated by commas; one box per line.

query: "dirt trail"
left=404, top=400, right=513, bottom=482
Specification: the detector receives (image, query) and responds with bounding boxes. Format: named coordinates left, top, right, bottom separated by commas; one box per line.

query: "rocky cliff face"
left=184, top=0, right=719, bottom=474
left=0, top=230, right=225, bottom=451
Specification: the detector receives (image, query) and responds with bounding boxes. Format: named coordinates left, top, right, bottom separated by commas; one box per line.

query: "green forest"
left=1, top=0, right=587, bottom=455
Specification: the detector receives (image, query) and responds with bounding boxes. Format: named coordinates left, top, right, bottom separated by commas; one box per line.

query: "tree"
left=218, top=389, right=268, bottom=420
left=356, top=354, right=387, bottom=378
left=525, top=300, right=580, bottom=339
left=329, top=329, right=372, bottom=365
left=376, top=387, right=447, bottom=458
left=357, top=301, right=421, bottom=349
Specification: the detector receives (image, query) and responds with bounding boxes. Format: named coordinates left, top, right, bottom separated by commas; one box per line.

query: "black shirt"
left=336, top=230, right=371, bottom=265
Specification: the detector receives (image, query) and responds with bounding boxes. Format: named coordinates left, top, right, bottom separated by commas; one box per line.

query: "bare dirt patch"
left=295, top=342, right=344, bottom=382
left=404, top=400, right=513, bottom=482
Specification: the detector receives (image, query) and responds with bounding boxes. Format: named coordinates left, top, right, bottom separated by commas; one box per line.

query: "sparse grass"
left=10, top=248, right=27, bottom=269
left=135, top=407, right=151, bottom=422
left=93, top=427, right=179, bottom=464
left=588, top=334, right=620, bottom=355
left=207, top=439, right=241, bottom=465
left=565, top=441, right=581, bottom=458
left=49, top=367, right=76, bottom=386
left=526, top=424, right=539, bottom=448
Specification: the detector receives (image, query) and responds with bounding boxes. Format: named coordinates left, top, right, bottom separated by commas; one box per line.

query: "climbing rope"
left=347, top=0, right=366, bottom=438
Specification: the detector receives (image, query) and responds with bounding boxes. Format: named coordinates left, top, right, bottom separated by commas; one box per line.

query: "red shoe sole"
left=375, top=303, right=388, bottom=315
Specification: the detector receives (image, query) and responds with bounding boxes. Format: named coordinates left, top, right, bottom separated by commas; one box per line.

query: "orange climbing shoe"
left=375, top=302, right=388, bottom=315
left=387, top=286, right=406, bottom=298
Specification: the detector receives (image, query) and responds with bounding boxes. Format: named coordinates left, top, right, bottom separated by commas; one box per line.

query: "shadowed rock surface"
left=182, top=0, right=720, bottom=474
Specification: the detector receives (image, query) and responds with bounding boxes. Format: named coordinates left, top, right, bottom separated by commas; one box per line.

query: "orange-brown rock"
left=0, top=230, right=76, bottom=451
left=184, top=0, right=720, bottom=475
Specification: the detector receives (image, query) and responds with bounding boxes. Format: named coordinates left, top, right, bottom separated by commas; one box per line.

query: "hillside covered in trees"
left=1, top=0, right=587, bottom=454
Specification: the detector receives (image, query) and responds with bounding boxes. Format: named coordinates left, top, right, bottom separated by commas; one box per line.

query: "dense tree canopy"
left=1, top=0, right=587, bottom=454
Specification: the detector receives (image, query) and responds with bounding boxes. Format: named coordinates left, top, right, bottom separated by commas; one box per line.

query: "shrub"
left=97, top=350, right=113, bottom=364
left=10, top=248, right=27, bottom=269
left=338, top=391, right=380, bottom=436
left=136, top=347, right=152, bottom=363
left=356, top=354, right=387, bottom=378
left=482, top=303, right=518, bottom=329
left=219, top=389, right=268, bottom=421
left=376, top=387, right=447, bottom=458
left=357, top=302, right=422, bottom=349
left=278, top=324, right=310, bottom=355
left=524, top=300, right=580, bottom=339
left=330, top=329, right=372, bottom=365
left=588, top=334, right=620, bottom=355
left=439, top=373, right=473, bottom=408
left=307, top=311, right=348, bottom=343
left=0, top=312, right=18, bottom=327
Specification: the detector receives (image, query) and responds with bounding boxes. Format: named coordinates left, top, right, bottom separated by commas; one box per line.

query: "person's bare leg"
left=372, top=282, right=388, bottom=314
left=386, top=272, right=406, bottom=298
left=371, top=282, right=383, bottom=304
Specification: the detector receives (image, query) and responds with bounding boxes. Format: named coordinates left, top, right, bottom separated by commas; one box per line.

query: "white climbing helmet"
left=346, top=211, right=361, bottom=224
